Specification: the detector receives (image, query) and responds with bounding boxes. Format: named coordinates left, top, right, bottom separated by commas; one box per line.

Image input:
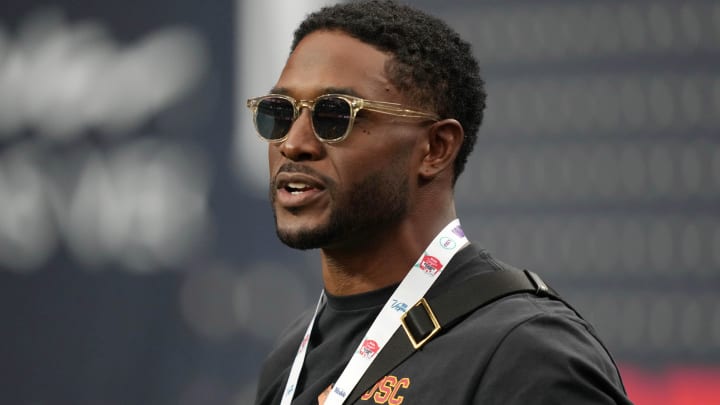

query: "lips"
left=273, top=171, right=327, bottom=208
left=284, top=181, right=316, bottom=194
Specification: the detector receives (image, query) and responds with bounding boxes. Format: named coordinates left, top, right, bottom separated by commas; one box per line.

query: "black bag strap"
left=345, top=269, right=558, bottom=404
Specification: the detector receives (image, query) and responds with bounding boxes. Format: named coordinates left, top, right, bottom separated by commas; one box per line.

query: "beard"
left=271, top=164, right=409, bottom=250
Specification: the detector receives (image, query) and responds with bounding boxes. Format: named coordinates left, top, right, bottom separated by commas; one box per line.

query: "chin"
left=274, top=219, right=331, bottom=250
left=276, top=228, right=324, bottom=251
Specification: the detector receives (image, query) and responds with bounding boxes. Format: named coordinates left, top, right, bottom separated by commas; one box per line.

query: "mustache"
left=270, top=163, right=336, bottom=189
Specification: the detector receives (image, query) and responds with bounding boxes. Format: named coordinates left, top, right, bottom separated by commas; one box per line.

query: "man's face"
left=267, top=30, right=422, bottom=250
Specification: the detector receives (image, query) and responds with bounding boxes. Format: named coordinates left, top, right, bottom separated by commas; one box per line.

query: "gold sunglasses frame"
left=246, top=93, right=440, bottom=143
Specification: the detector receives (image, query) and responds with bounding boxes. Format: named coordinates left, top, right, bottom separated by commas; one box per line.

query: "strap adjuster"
left=400, top=298, right=441, bottom=349
left=523, top=269, right=549, bottom=296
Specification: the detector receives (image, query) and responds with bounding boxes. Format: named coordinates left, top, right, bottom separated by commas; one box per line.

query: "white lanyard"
left=280, top=219, right=469, bottom=405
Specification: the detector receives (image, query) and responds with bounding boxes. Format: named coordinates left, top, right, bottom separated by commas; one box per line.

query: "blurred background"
left=1, top=0, right=718, bottom=404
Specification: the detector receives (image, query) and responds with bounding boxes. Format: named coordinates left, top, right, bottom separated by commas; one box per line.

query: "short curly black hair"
left=291, top=0, right=486, bottom=183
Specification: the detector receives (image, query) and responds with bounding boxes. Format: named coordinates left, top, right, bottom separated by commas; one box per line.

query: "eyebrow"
left=268, top=86, right=363, bottom=99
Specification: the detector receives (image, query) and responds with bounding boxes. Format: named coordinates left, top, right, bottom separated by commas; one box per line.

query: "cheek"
left=333, top=146, right=412, bottom=188
left=268, top=145, right=282, bottom=170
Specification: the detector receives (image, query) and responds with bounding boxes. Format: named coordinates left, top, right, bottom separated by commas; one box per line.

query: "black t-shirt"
left=255, top=245, right=633, bottom=405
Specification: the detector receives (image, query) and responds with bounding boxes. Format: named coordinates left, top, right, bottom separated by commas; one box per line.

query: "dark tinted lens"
left=255, top=97, right=295, bottom=140
left=312, top=96, right=352, bottom=140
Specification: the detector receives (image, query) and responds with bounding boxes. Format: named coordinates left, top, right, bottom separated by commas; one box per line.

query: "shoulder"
left=448, top=290, right=601, bottom=360
left=441, top=246, right=604, bottom=348
left=481, top=294, right=615, bottom=372
left=440, top=247, right=631, bottom=403
left=471, top=295, right=632, bottom=404
left=461, top=285, right=631, bottom=404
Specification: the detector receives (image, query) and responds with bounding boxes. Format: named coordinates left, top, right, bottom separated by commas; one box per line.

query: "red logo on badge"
left=358, top=339, right=380, bottom=359
left=298, top=334, right=310, bottom=352
left=420, top=255, right=443, bottom=275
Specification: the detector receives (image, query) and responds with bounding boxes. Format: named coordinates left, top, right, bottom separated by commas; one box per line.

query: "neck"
left=319, top=205, right=457, bottom=296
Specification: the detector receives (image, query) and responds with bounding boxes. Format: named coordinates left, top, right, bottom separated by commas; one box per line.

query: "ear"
left=418, top=118, right=464, bottom=181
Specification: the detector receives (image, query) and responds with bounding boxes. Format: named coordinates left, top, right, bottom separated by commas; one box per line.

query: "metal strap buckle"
left=400, top=298, right=442, bottom=349
left=524, top=269, right=549, bottom=296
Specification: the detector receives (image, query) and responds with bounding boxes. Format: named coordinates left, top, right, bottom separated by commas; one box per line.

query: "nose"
left=277, top=109, right=324, bottom=161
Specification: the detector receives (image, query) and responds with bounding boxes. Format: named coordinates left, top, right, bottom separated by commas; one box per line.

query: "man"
left=247, top=1, right=633, bottom=404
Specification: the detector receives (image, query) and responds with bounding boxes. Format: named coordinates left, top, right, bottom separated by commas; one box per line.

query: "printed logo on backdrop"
left=0, top=9, right=210, bottom=274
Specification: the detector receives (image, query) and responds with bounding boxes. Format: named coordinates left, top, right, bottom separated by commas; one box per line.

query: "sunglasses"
left=246, top=93, right=440, bottom=143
